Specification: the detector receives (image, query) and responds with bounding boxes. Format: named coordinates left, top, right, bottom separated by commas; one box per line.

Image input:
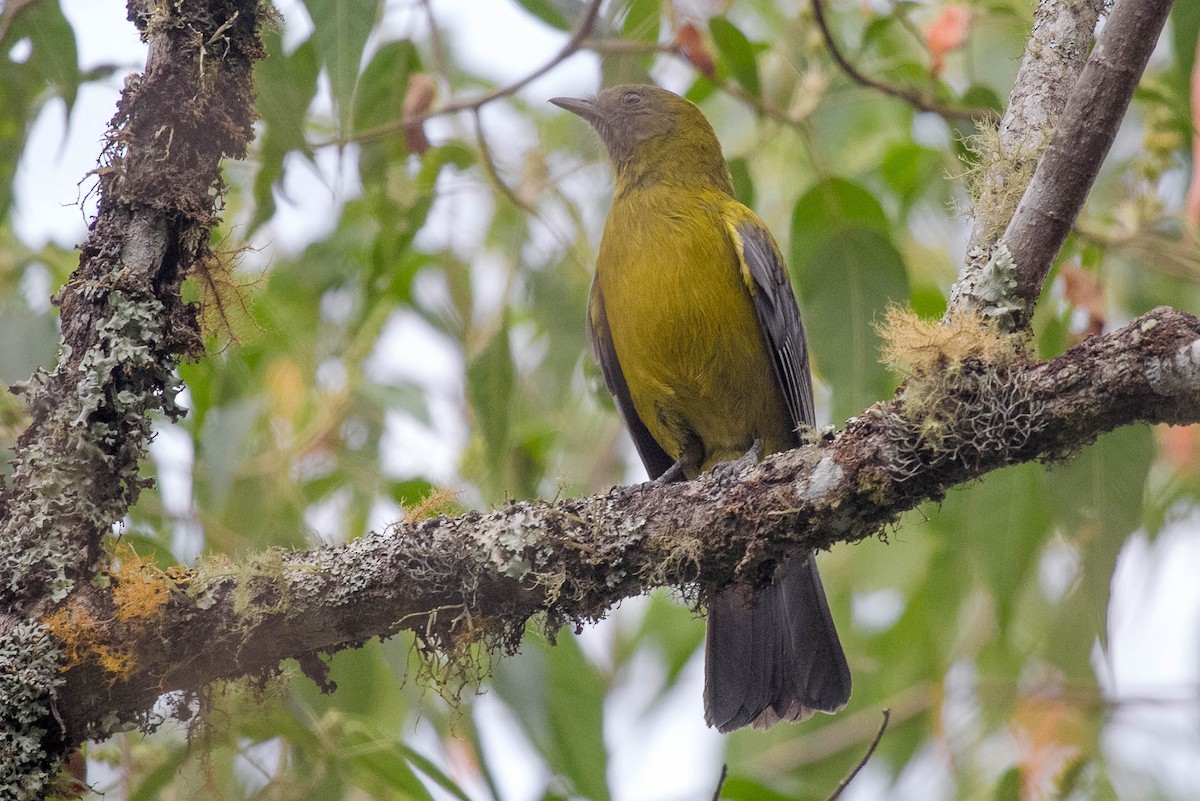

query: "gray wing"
left=734, top=219, right=816, bottom=432
left=587, top=276, right=677, bottom=480
left=705, top=220, right=850, bottom=733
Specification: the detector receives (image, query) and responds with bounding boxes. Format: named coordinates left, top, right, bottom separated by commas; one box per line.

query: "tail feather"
left=703, top=553, right=850, bottom=733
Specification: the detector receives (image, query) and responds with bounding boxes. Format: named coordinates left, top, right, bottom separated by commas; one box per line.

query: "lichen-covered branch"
left=1001, top=0, right=1175, bottom=313
left=0, top=0, right=262, bottom=795
left=46, top=306, right=1200, bottom=748
left=945, top=0, right=1104, bottom=326
left=1, top=0, right=261, bottom=613
left=950, top=0, right=1175, bottom=325
left=0, top=0, right=1189, bottom=793
left=965, top=0, right=1105, bottom=250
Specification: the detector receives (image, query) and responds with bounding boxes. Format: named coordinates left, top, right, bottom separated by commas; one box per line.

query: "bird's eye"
left=621, top=91, right=642, bottom=106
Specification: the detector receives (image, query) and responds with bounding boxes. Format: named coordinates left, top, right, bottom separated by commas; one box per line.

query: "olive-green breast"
left=595, top=185, right=794, bottom=475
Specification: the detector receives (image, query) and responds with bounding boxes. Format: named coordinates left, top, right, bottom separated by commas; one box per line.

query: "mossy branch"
left=948, top=0, right=1172, bottom=325
left=0, top=0, right=263, bottom=795
left=0, top=0, right=1186, bottom=792
left=40, top=305, right=1200, bottom=747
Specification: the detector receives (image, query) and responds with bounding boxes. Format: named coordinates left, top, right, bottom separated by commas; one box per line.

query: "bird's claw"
left=711, top=439, right=763, bottom=482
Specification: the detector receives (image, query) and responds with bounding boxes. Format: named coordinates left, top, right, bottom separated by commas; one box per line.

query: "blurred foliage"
left=2, top=0, right=1200, bottom=799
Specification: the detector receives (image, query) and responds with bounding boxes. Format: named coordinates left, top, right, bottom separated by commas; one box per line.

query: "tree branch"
left=0, top=0, right=1189, bottom=791
left=948, top=0, right=1173, bottom=324
left=956, top=0, right=1106, bottom=263
left=809, top=0, right=999, bottom=125
left=47, top=305, right=1200, bottom=746
left=347, top=0, right=604, bottom=146
left=0, top=0, right=261, bottom=614
left=0, top=0, right=263, bottom=794
left=1003, top=0, right=1175, bottom=313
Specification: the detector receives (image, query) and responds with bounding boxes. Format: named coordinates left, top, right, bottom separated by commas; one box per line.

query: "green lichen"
left=3, top=290, right=184, bottom=607
left=0, top=621, right=65, bottom=800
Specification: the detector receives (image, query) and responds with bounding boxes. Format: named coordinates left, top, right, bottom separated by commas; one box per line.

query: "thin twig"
left=418, top=0, right=450, bottom=80
left=0, top=0, right=40, bottom=43
left=472, top=109, right=536, bottom=215
left=810, top=0, right=998, bottom=125
left=581, top=37, right=678, bottom=55
left=827, top=709, right=891, bottom=801
left=348, top=0, right=604, bottom=145
left=711, top=764, right=728, bottom=801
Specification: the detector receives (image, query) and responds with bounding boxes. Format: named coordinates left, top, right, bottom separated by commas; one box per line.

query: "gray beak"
left=549, top=96, right=602, bottom=126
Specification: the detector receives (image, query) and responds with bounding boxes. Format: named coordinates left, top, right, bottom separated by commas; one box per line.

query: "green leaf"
left=942, top=463, right=1052, bottom=633
left=615, top=591, right=703, bottom=686
left=492, top=633, right=610, bottom=801
left=709, top=16, right=760, bottom=97
left=619, top=0, right=661, bottom=42
left=513, top=0, right=572, bottom=31
left=467, top=322, right=516, bottom=474
left=720, top=776, right=798, bottom=801
left=0, top=295, right=57, bottom=384
left=340, top=725, right=436, bottom=801
left=959, top=83, right=1004, bottom=114
left=994, top=766, right=1022, bottom=801
left=879, top=143, right=946, bottom=210
left=1046, top=425, right=1154, bottom=651
left=684, top=75, right=718, bottom=105
left=12, top=0, right=80, bottom=111
left=129, top=741, right=192, bottom=801
left=251, top=33, right=320, bottom=231
left=1170, top=3, right=1200, bottom=85
left=0, top=61, right=38, bottom=221
left=196, top=398, right=263, bottom=514
left=255, top=33, right=320, bottom=154
left=399, top=745, right=474, bottom=801
left=301, top=0, right=382, bottom=134
left=727, top=156, right=754, bottom=208
left=790, top=177, right=890, bottom=275
left=909, top=284, right=947, bottom=318
left=798, top=228, right=908, bottom=421
left=1054, top=756, right=1089, bottom=801
left=354, top=39, right=420, bottom=133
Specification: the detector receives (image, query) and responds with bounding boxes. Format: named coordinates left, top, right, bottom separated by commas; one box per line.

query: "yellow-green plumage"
left=553, top=84, right=850, bottom=732
left=595, top=186, right=794, bottom=473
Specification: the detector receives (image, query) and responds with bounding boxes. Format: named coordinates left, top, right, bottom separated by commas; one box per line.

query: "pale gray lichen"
left=3, top=290, right=184, bottom=607
left=471, top=508, right=537, bottom=580
left=883, top=363, right=1046, bottom=482
left=955, top=244, right=1022, bottom=330
left=1146, top=339, right=1200, bottom=398
left=0, top=621, right=64, bottom=800
left=796, top=457, right=843, bottom=502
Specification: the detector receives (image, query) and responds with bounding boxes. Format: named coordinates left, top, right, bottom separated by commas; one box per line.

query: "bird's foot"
left=654, top=457, right=689, bottom=485
left=710, top=439, right=763, bottom=483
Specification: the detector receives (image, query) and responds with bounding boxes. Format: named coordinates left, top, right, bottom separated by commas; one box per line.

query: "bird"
left=550, top=84, right=851, bottom=732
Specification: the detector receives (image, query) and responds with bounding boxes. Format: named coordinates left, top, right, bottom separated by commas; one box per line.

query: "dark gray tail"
left=703, top=553, right=851, bottom=732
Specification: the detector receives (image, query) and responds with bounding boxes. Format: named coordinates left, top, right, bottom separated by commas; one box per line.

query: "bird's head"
left=551, top=84, right=730, bottom=191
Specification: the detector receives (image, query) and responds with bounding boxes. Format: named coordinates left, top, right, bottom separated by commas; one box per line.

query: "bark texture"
left=51, top=306, right=1200, bottom=746
left=0, top=0, right=262, bottom=796
left=0, top=0, right=1187, bottom=792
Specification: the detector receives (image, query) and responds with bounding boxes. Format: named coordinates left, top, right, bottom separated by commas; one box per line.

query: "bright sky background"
left=11, top=2, right=1200, bottom=800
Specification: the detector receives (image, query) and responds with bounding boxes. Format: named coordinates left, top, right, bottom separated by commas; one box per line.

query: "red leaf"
left=675, top=22, right=715, bottom=79
left=1061, top=263, right=1105, bottom=337
left=925, top=5, right=970, bottom=76
left=402, top=73, right=437, bottom=156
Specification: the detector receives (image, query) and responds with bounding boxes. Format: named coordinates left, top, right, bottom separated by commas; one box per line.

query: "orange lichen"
left=41, top=544, right=177, bottom=681
left=407, top=487, right=462, bottom=521
left=41, top=602, right=107, bottom=672
left=110, top=544, right=172, bottom=624
left=878, top=306, right=1024, bottom=375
